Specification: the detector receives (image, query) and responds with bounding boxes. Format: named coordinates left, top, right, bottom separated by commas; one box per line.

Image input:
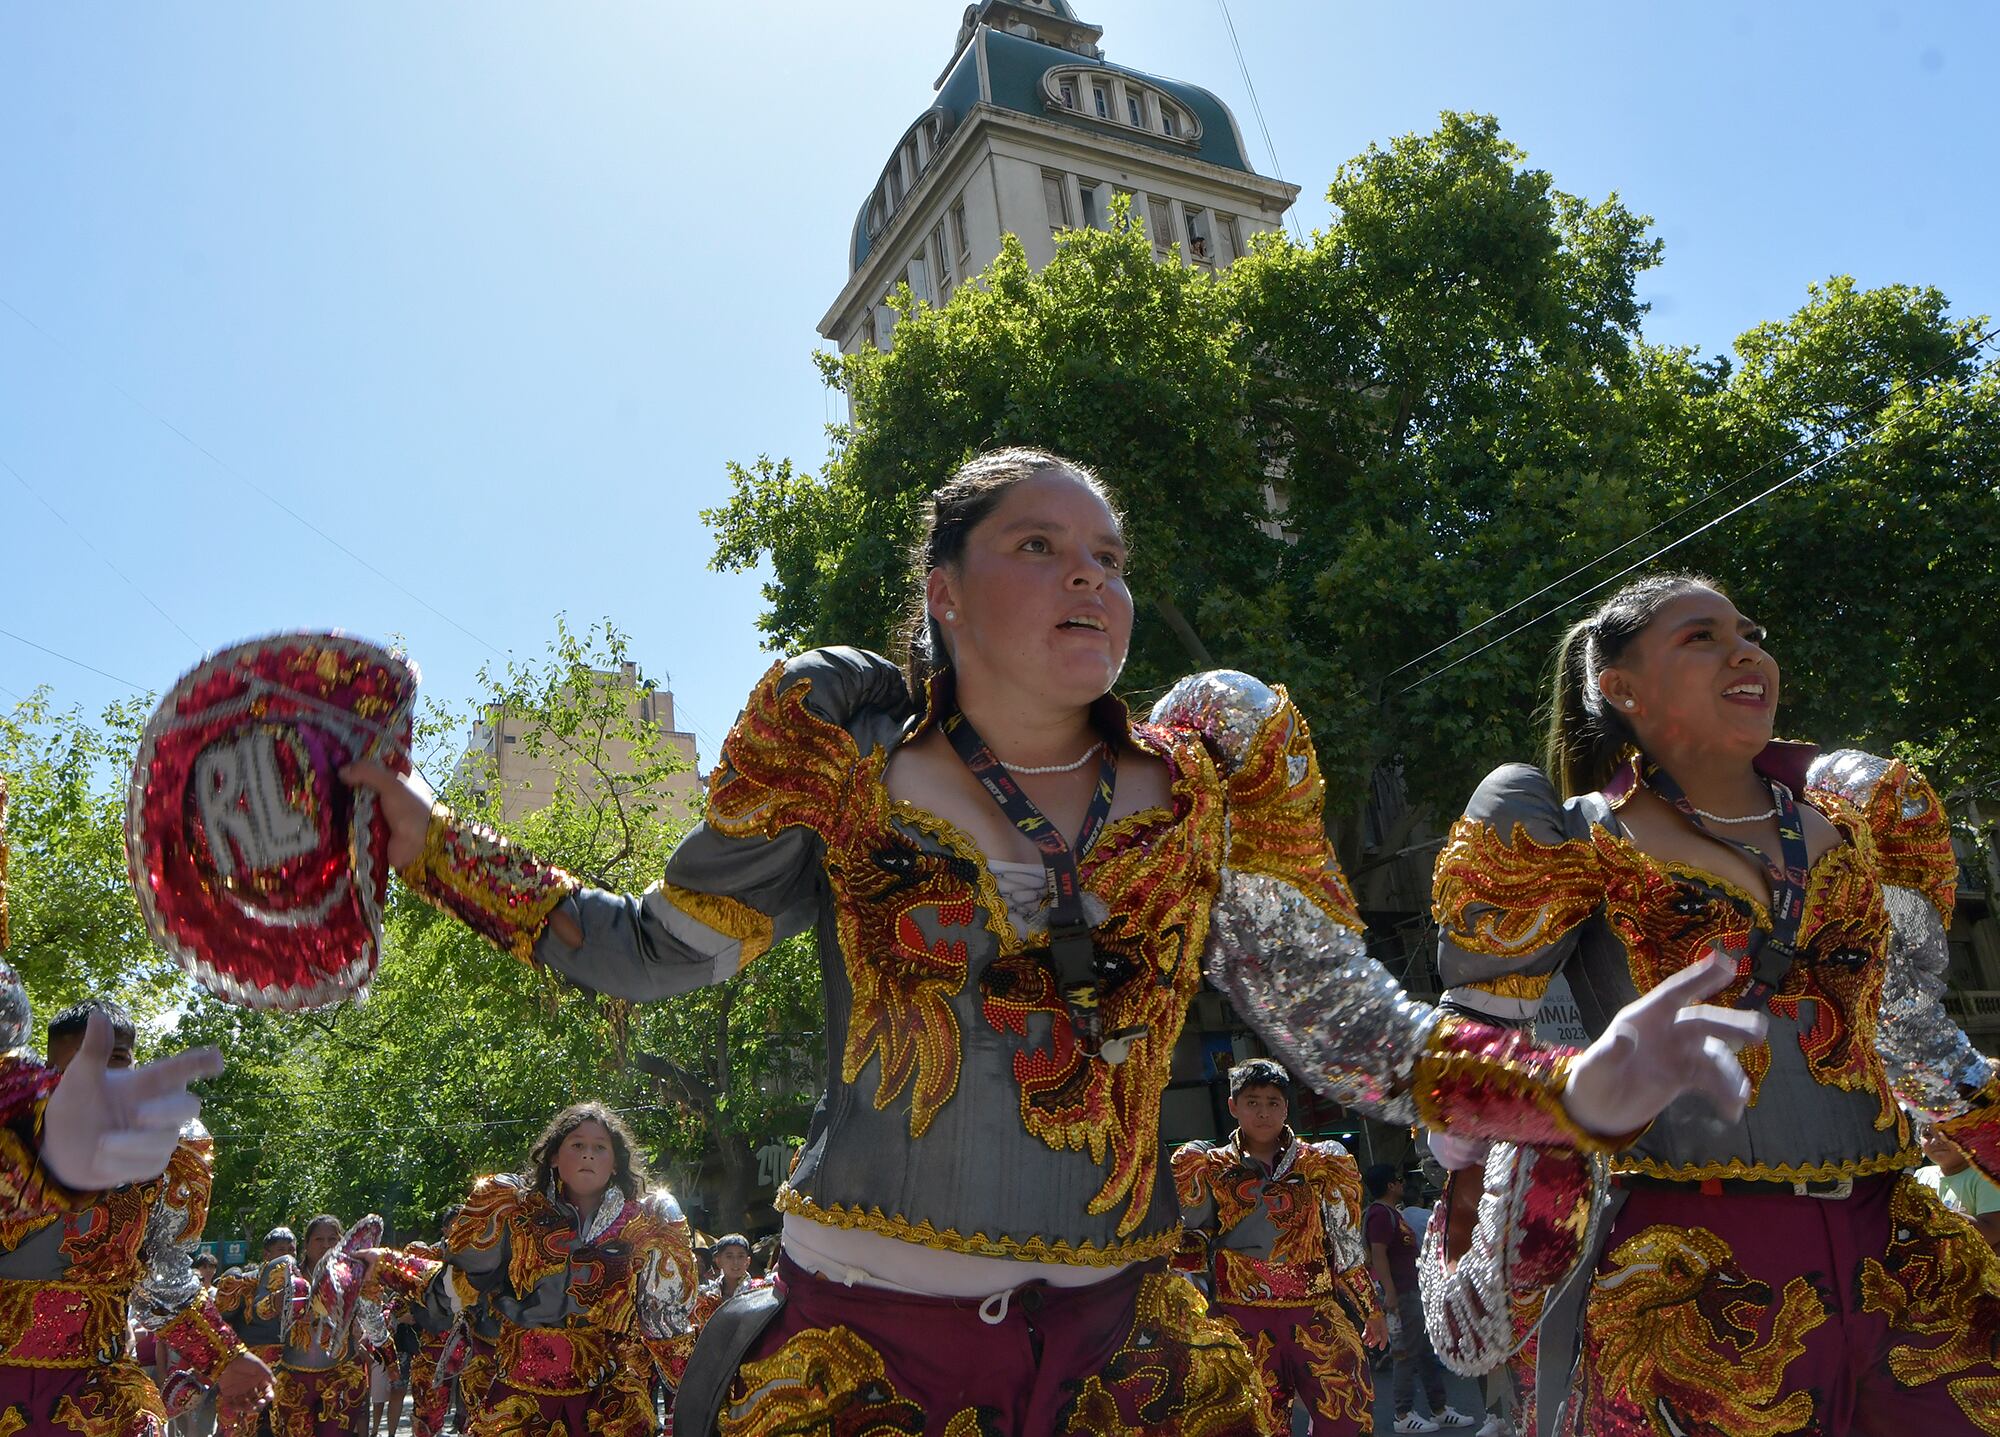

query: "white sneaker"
left=1476, top=1417, right=1509, bottom=1437
left=1435, top=1410, right=1477, bottom=1429
left=1393, top=1418, right=1441, bottom=1434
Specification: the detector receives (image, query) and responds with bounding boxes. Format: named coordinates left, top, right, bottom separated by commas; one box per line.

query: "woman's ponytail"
left=1540, top=572, right=1718, bottom=797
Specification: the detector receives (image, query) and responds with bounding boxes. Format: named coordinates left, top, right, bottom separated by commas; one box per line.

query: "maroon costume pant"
left=0, top=1360, right=168, bottom=1436
left=1216, top=1301, right=1373, bottom=1436
left=716, top=1255, right=1270, bottom=1436
left=1572, top=1173, right=2000, bottom=1435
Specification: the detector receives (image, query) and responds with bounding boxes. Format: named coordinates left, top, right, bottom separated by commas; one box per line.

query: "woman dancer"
left=345, top=450, right=1759, bottom=1437
left=1423, top=572, right=1999, bottom=1434
left=365, top=1101, right=695, bottom=1436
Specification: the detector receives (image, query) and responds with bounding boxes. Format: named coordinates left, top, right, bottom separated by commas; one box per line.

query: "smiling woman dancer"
left=1422, top=572, right=2000, bottom=1436
left=364, top=1101, right=695, bottom=1437
left=360, top=1112, right=696, bottom=1432
left=345, top=450, right=1759, bottom=1437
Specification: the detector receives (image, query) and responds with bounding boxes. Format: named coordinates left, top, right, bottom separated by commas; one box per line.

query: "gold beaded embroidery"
left=1582, top=1224, right=1826, bottom=1437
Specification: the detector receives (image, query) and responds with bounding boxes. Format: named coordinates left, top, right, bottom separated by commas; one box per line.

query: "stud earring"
left=1623, top=699, right=1636, bottom=710
left=943, top=610, right=956, bottom=622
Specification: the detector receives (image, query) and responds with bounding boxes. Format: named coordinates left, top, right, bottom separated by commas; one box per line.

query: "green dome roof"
left=851, top=25, right=1256, bottom=274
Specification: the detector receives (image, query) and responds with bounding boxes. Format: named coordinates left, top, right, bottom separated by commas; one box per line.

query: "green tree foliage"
left=707, top=112, right=1998, bottom=831
left=3, top=622, right=822, bottom=1244
left=0, top=691, right=183, bottom=1025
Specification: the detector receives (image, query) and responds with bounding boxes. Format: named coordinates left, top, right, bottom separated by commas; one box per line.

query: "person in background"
left=268, top=1214, right=370, bottom=1437
left=1365, top=1164, right=1472, bottom=1434
left=343, top=447, right=1760, bottom=1437
left=1917, top=1121, right=2000, bottom=1247
left=165, top=1252, right=225, bottom=1436
left=362, top=1101, right=696, bottom=1436
left=0, top=999, right=270, bottom=1436
left=1174, top=1059, right=1384, bottom=1436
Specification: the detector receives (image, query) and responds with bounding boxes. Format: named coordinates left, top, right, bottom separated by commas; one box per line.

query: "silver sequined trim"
left=1206, top=869, right=1432, bottom=1123
left=1878, top=883, right=1991, bottom=1118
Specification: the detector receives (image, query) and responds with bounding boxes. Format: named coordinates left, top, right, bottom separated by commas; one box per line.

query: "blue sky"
left=3, top=2, right=1993, bottom=764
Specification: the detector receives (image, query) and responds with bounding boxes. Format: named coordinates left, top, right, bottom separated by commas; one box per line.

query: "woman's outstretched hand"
left=1562, top=949, right=1767, bottom=1139
left=41, top=1012, right=223, bottom=1191
left=338, top=760, right=435, bottom=870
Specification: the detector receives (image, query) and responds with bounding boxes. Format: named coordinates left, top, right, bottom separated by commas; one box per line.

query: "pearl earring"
left=943, top=610, right=956, bottom=622
left=1623, top=699, right=1636, bottom=710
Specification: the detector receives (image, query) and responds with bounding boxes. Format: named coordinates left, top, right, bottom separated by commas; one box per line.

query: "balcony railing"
left=1944, top=989, right=2000, bottom=1036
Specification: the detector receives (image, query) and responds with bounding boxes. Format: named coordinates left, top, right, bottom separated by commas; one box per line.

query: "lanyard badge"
left=942, top=711, right=1145, bottom=1063
left=1641, top=759, right=1811, bottom=1011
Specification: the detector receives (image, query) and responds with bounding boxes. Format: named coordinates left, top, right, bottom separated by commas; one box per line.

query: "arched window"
left=1042, top=69, right=1202, bottom=146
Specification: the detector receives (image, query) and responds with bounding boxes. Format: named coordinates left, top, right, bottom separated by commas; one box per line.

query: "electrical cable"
left=2, top=453, right=202, bottom=651
left=1214, top=0, right=1308, bottom=244
left=0, top=294, right=509, bottom=661
left=1375, top=318, right=2000, bottom=692
left=1395, top=340, right=2000, bottom=695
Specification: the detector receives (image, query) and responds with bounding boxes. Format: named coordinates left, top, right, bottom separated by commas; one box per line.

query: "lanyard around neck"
left=1640, top=758, right=1809, bottom=1011
left=942, top=708, right=1126, bottom=1057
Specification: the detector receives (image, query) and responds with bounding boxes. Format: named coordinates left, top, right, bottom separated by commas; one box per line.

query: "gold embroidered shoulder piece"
left=1809, top=757, right=1957, bottom=921
left=1433, top=816, right=1604, bottom=961
left=705, top=662, right=861, bottom=848
left=1218, top=693, right=1362, bottom=931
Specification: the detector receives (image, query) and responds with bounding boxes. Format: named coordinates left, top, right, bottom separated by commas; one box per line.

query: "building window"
left=1184, top=206, right=1212, bottom=262
left=1092, top=83, right=1110, bottom=119
left=1126, top=90, right=1145, bottom=127
left=1214, top=213, right=1239, bottom=263
left=909, top=253, right=931, bottom=305
left=1078, top=181, right=1104, bottom=230
left=1058, top=78, right=1078, bottom=109
left=1161, top=104, right=1182, bottom=138
left=933, top=223, right=954, bottom=290
left=1044, top=171, right=1070, bottom=232
left=863, top=308, right=878, bottom=349
left=950, top=199, right=969, bottom=259
left=1148, top=194, right=1175, bottom=253
left=887, top=166, right=903, bottom=207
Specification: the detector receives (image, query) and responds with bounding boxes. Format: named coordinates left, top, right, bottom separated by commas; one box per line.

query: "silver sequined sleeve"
left=129, top=1122, right=210, bottom=1330
left=1807, top=750, right=1994, bottom=1119
left=1152, top=672, right=1439, bottom=1125
left=1877, top=883, right=1992, bottom=1119
left=636, top=1188, right=695, bottom=1341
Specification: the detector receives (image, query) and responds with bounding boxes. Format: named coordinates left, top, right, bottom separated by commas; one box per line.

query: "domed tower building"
left=821, top=0, right=1299, bottom=352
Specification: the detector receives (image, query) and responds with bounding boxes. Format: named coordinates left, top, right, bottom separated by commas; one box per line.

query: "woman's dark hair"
left=525, top=1100, right=648, bottom=1201
left=301, top=1214, right=343, bottom=1245
left=1544, top=572, right=1720, bottom=797
left=896, top=447, right=1123, bottom=696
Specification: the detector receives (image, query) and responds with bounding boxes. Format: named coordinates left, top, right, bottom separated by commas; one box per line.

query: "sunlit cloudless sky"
left=3, top=2, right=1994, bottom=756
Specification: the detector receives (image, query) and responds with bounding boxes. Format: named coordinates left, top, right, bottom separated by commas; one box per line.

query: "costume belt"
left=0, top=1278, right=132, bottom=1367
left=1614, top=1172, right=1860, bottom=1201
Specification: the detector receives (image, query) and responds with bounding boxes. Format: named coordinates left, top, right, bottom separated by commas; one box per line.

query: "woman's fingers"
left=123, top=1047, right=225, bottom=1105
left=1641, top=949, right=1739, bottom=1012
left=337, top=759, right=391, bottom=791
left=1670, top=1004, right=1768, bottom=1050
left=131, top=1091, right=204, bottom=1134
left=93, top=1128, right=187, bottom=1176
left=1683, top=1035, right=1753, bottom=1121
left=75, top=1009, right=114, bottom=1070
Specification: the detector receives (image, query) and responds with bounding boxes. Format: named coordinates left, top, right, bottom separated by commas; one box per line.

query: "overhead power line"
left=0, top=294, right=509, bottom=662
left=1395, top=339, right=2000, bottom=696
left=1215, top=0, right=1308, bottom=244
left=1377, top=318, right=2000, bottom=694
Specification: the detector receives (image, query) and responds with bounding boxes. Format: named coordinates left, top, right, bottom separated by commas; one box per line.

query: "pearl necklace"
left=1686, top=782, right=1783, bottom=825
left=1004, top=741, right=1104, bottom=775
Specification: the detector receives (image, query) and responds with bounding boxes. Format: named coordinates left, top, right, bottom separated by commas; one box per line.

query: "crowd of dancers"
left=3, top=447, right=1996, bottom=1435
